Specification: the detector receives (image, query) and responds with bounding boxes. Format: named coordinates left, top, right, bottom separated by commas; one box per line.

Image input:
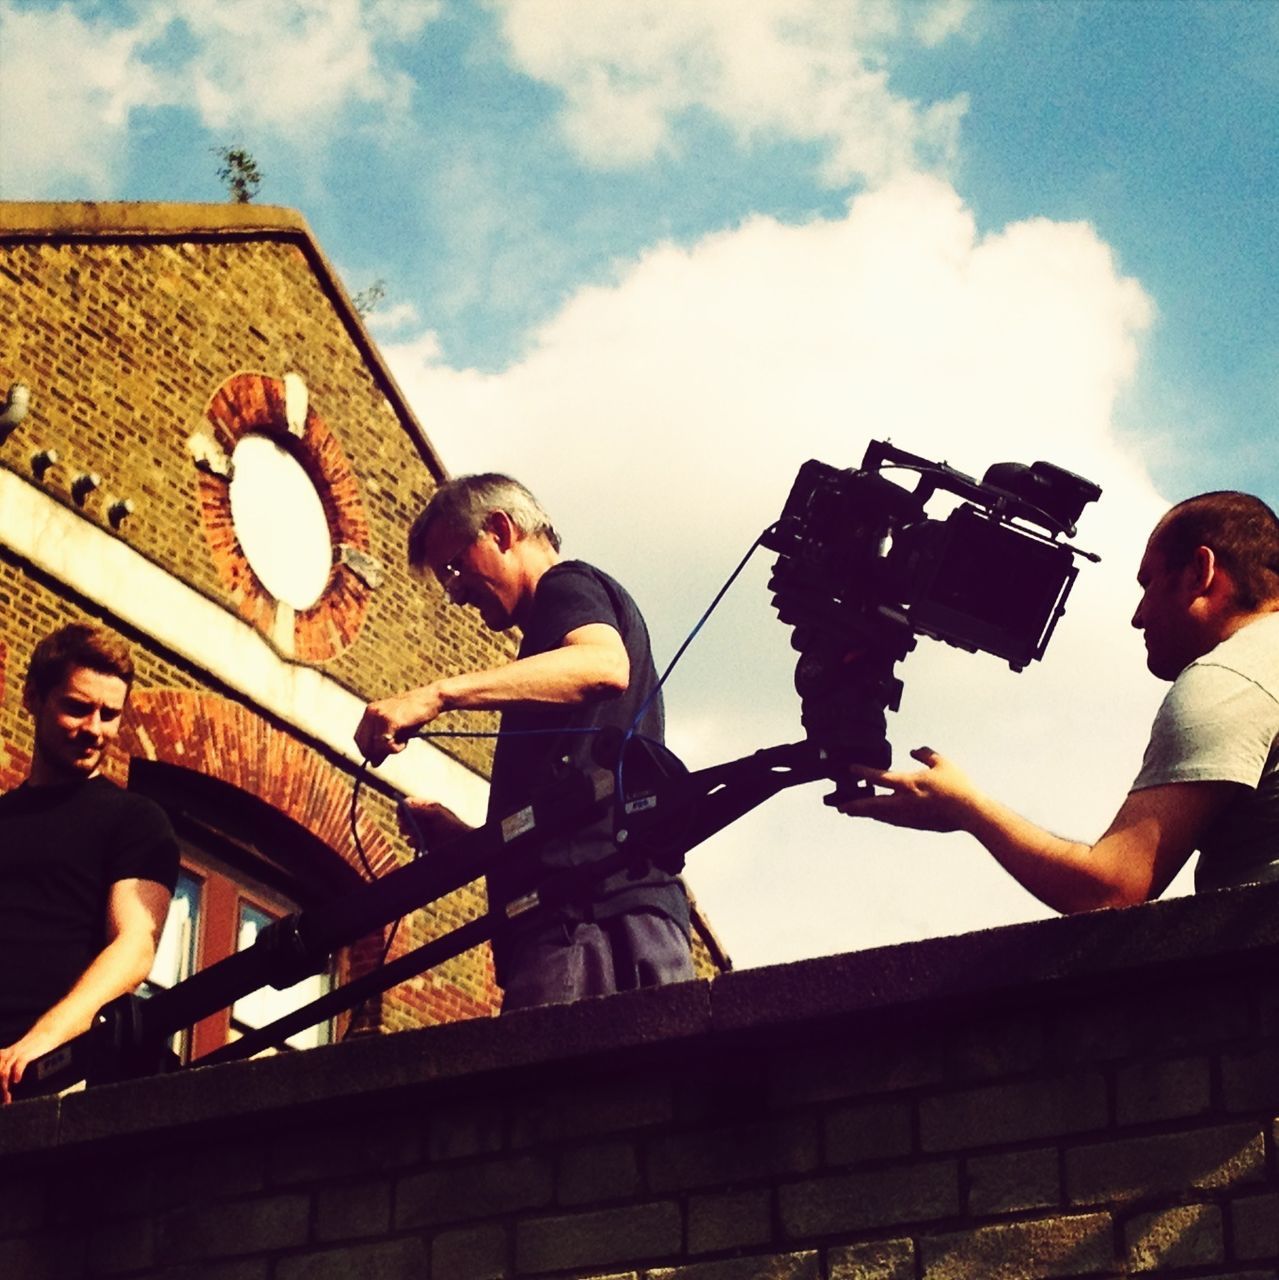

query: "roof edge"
left=0, top=200, right=310, bottom=238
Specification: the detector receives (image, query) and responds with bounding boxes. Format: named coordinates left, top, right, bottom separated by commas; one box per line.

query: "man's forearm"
left=361, top=632, right=629, bottom=757
left=357, top=625, right=631, bottom=762
left=840, top=747, right=1140, bottom=915
left=959, top=793, right=1122, bottom=914
left=434, top=642, right=628, bottom=713
left=1, top=876, right=170, bottom=1103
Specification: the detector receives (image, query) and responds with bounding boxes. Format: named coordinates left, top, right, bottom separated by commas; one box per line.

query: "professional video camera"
left=762, top=440, right=1101, bottom=783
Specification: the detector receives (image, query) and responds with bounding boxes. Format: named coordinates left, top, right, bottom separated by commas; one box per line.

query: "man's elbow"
left=581, top=650, right=630, bottom=701
left=584, top=672, right=629, bottom=701
left=1066, top=869, right=1156, bottom=914
left=604, top=657, right=631, bottom=697
left=1076, top=887, right=1150, bottom=913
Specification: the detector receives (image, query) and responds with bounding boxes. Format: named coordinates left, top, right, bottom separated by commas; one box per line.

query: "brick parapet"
left=2, top=882, right=1278, bottom=1278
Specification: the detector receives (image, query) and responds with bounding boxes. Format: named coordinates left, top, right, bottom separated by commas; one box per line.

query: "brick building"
left=0, top=201, right=725, bottom=1059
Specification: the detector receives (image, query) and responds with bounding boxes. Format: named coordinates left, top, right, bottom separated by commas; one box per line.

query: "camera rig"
left=16, top=441, right=1100, bottom=1099
left=763, top=439, right=1100, bottom=797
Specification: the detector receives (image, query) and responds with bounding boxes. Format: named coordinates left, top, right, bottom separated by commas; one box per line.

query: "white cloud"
left=365, top=300, right=423, bottom=333
left=0, top=3, right=167, bottom=194
left=491, top=0, right=970, bottom=184
left=175, top=0, right=440, bottom=140
left=913, top=0, right=975, bottom=48
left=0, top=0, right=441, bottom=196
left=384, top=175, right=1177, bottom=968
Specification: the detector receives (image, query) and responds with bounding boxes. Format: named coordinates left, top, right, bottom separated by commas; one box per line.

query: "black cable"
left=343, top=728, right=601, bottom=1037
left=349, top=759, right=379, bottom=882
left=414, top=727, right=601, bottom=740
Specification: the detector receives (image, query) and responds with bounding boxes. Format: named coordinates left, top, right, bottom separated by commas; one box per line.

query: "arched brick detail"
left=118, top=688, right=501, bottom=1024
left=197, top=371, right=373, bottom=663
left=121, top=689, right=395, bottom=879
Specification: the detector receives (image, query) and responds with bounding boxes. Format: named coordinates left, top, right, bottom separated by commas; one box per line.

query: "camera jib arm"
left=17, top=732, right=835, bottom=1098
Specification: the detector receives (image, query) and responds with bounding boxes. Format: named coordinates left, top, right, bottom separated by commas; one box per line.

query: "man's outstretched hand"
left=836, top=746, right=976, bottom=833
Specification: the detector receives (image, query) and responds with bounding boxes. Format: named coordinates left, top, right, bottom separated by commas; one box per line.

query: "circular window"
left=228, top=433, right=333, bottom=610
left=197, top=372, right=375, bottom=661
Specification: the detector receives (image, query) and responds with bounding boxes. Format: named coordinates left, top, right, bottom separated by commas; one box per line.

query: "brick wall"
left=0, top=205, right=514, bottom=772
left=0, top=203, right=517, bottom=1025
left=2, top=881, right=1277, bottom=1279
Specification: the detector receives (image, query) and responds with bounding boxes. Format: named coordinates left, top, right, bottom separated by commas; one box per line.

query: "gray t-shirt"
left=1131, top=611, right=1279, bottom=890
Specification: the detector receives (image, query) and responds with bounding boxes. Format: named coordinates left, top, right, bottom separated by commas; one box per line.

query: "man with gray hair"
left=356, top=474, right=694, bottom=1012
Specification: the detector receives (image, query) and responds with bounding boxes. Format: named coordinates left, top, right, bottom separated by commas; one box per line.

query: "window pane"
left=231, top=900, right=331, bottom=1050
left=147, top=868, right=202, bottom=991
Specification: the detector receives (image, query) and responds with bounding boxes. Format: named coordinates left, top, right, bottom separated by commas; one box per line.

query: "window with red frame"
left=144, top=839, right=335, bottom=1062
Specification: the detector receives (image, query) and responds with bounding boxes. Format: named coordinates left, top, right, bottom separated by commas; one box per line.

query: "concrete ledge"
left=0, top=1093, right=58, bottom=1159
left=6, top=879, right=1279, bottom=1161
left=710, top=879, right=1279, bottom=1033
left=47, top=977, right=714, bottom=1151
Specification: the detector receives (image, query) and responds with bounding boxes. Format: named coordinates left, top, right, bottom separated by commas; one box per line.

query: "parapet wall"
left=3, top=881, right=1279, bottom=1279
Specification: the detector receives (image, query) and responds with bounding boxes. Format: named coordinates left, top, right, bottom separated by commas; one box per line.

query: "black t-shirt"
left=487, top=561, right=689, bottom=971
left=0, top=775, right=179, bottom=1042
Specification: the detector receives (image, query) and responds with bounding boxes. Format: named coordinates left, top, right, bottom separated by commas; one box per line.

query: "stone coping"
left=4, top=877, right=1279, bottom=1161
left=0, top=200, right=308, bottom=238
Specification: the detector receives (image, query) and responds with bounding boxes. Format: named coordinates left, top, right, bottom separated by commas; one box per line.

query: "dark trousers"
left=499, top=912, right=695, bottom=1014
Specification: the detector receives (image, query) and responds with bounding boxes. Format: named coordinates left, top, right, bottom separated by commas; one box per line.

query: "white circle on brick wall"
left=229, top=433, right=332, bottom=610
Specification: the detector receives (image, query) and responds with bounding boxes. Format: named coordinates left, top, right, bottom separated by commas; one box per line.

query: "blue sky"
left=3, top=0, right=1277, bottom=967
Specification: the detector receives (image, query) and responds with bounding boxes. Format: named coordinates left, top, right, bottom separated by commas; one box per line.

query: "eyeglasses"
left=435, top=533, right=479, bottom=599
left=439, top=558, right=464, bottom=597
